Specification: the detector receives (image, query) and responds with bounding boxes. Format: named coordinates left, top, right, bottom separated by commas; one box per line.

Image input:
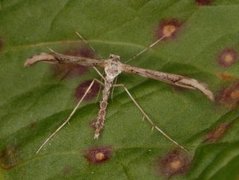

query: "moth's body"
left=25, top=50, right=214, bottom=153
left=94, top=55, right=122, bottom=138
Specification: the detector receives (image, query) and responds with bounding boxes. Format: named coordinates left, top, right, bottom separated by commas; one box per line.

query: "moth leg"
left=113, top=83, right=188, bottom=152
left=36, top=79, right=103, bottom=154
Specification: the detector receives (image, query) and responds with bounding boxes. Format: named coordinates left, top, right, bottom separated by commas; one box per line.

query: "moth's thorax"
left=104, top=54, right=122, bottom=80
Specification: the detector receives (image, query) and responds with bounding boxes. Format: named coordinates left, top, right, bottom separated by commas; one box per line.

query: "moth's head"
left=104, top=54, right=122, bottom=79
left=109, top=54, right=120, bottom=62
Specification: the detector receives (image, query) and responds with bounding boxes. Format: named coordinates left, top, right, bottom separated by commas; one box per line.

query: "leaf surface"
left=1, top=0, right=239, bottom=179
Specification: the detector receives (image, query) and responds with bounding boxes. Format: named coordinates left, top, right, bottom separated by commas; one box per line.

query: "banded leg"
left=36, top=79, right=103, bottom=154
left=113, top=83, right=188, bottom=152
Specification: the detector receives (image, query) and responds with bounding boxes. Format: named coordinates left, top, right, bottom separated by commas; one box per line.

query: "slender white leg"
left=113, top=83, right=188, bottom=152
left=93, top=66, right=105, bottom=80
left=36, top=79, right=103, bottom=154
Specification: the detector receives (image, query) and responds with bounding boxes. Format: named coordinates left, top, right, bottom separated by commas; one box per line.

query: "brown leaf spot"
left=0, top=145, right=19, bottom=169
left=155, top=19, right=183, bottom=40
left=217, top=82, right=239, bottom=108
left=52, top=64, right=88, bottom=79
left=75, top=80, right=101, bottom=101
left=95, top=152, right=105, bottom=161
left=217, top=72, right=237, bottom=81
left=84, top=146, right=112, bottom=164
left=51, top=45, right=96, bottom=79
left=217, top=48, right=238, bottom=68
left=196, top=0, right=213, bottom=5
left=65, top=46, right=96, bottom=58
left=156, top=149, right=191, bottom=177
left=204, top=123, right=231, bottom=143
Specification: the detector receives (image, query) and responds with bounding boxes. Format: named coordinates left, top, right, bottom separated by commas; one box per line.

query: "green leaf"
left=1, top=0, right=239, bottom=179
